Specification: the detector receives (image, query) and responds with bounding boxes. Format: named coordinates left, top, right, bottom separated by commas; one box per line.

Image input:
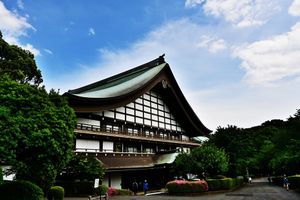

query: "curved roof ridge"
left=68, top=54, right=166, bottom=94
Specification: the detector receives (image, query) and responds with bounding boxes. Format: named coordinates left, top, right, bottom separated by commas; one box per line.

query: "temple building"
left=64, top=55, right=211, bottom=190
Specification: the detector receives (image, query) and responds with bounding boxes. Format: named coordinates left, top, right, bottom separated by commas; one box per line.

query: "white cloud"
left=17, top=0, right=24, bottom=10
left=88, top=27, right=95, bottom=36
left=0, top=1, right=34, bottom=38
left=233, top=22, right=300, bottom=85
left=21, top=43, right=40, bottom=56
left=289, top=0, right=300, bottom=16
left=185, top=0, right=205, bottom=8
left=0, top=1, right=39, bottom=56
left=44, top=49, right=53, bottom=55
left=197, top=35, right=227, bottom=53
left=186, top=0, right=281, bottom=28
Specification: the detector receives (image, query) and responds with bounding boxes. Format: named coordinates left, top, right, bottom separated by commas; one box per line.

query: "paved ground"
left=65, top=178, right=300, bottom=200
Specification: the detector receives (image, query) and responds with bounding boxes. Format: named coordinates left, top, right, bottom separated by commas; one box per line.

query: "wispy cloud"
left=233, top=22, right=300, bottom=86
left=197, top=35, right=227, bottom=53
left=186, top=0, right=281, bottom=28
left=44, top=48, right=53, bottom=55
left=289, top=0, right=300, bottom=16
left=185, top=0, right=205, bottom=8
left=88, top=27, right=95, bottom=36
left=17, top=0, right=24, bottom=10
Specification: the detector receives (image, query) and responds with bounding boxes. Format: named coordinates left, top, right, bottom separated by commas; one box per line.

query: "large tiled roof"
left=64, top=55, right=212, bottom=136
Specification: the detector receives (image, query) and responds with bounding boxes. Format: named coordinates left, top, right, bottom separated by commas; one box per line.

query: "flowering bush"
left=107, top=187, right=132, bottom=196
left=166, top=180, right=208, bottom=195
left=108, top=187, right=117, bottom=196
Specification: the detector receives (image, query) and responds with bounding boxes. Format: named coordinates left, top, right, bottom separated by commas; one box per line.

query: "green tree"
left=0, top=76, right=76, bottom=192
left=61, top=154, right=105, bottom=181
left=174, top=152, right=193, bottom=177
left=174, top=144, right=229, bottom=177
left=0, top=36, right=42, bottom=85
left=191, top=144, right=229, bottom=176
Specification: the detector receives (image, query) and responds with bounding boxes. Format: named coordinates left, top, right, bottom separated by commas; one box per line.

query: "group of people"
left=132, top=179, right=149, bottom=195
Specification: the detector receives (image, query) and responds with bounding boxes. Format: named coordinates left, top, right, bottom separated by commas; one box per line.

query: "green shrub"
left=212, top=175, right=227, bottom=179
left=289, top=175, right=300, bottom=190
left=206, top=179, right=221, bottom=191
left=95, top=185, right=108, bottom=195
left=207, top=177, right=243, bottom=191
left=166, top=180, right=208, bottom=195
left=48, top=186, right=64, bottom=200
left=0, top=180, right=44, bottom=200
left=115, top=189, right=132, bottom=195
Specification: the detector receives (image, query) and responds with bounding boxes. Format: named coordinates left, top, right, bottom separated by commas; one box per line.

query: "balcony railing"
left=75, top=123, right=200, bottom=146
left=75, top=148, right=155, bottom=155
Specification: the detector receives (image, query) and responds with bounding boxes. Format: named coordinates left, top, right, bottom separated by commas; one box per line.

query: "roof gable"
left=64, top=55, right=212, bottom=136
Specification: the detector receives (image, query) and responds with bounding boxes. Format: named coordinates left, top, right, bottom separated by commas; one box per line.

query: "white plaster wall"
left=182, top=135, right=189, bottom=141
left=110, top=172, right=122, bottom=189
left=77, top=118, right=100, bottom=126
left=76, top=139, right=100, bottom=152
left=102, top=172, right=121, bottom=189
left=103, top=141, right=113, bottom=152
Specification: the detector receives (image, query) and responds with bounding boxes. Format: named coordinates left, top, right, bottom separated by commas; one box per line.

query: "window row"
left=102, top=111, right=182, bottom=131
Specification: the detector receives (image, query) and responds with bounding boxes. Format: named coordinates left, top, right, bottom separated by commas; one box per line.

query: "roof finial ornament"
left=157, top=54, right=165, bottom=65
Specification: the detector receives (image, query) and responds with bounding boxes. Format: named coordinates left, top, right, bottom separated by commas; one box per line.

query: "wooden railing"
left=75, top=148, right=155, bottom=155
left=75, top=123, right=200, bottom=146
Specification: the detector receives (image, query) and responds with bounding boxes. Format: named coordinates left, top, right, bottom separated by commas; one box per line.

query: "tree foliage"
left=0, top=37, right=42, bottom=85
left=60, top=154, right=105, bottom=181
left=0, top=76, right=76, bottom=192
left=175, top=144, right=229, bottom=178
left=0, top=35, right=77, bottom=192
left=208, top=110, right=300, bottom=176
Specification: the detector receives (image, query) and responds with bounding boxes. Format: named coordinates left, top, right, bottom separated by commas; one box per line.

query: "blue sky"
left=1, top=0, right=300, bottom=131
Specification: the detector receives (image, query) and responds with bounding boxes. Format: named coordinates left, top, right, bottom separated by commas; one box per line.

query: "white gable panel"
left=76, top=139, right=99, bottom=152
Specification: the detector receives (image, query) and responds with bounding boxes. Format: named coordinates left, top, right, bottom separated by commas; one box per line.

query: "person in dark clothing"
left=132, top=180, right=138, bottom=195
left=283, top=175, right=289, bottom=191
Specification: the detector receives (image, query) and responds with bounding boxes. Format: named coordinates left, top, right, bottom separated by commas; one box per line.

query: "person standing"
left=283, top=175, right=289, bottom=191
left=143, top=180, right=149, bottom=195
left=132, top=180, right=138, bottom=195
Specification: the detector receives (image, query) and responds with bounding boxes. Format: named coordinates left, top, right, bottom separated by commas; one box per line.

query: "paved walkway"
left=65, top=179, right=300, bottom=200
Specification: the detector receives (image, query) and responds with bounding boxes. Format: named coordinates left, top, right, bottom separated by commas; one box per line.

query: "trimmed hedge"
left=0, top=180, right=44, bottom=200
left=55, top=181, right=94, bottom=196
left=206, top=177, right=243, bottom=191
left=166, top=180, right=208, bottom=195
left=48, top=186, right=65, bottom=200
left=272, top=175, right=300, bottom=190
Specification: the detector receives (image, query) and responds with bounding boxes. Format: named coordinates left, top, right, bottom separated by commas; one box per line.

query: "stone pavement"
left=65, top=179, right=300, bottom=200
